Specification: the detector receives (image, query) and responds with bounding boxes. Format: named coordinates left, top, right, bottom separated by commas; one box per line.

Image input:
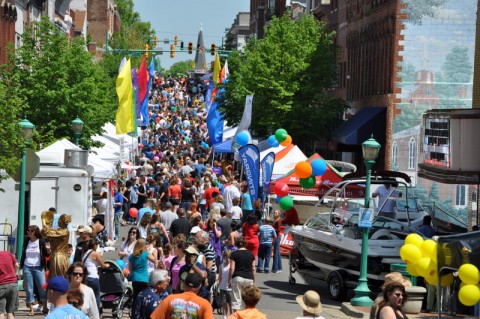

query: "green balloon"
left=279, top=195, right=294, bottom=211
left=299, top=176, right=316, bottom=189
left=275, top=128, right=288, bottom=143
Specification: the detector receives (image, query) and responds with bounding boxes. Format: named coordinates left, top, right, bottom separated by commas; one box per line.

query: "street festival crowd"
left=0, top=74, right=414, bottom=319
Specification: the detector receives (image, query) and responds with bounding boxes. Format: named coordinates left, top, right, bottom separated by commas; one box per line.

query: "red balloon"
left=155, top=117, right=161, bottom=123
left=129, top=207, right=138, bottom=218
left=274, top=181, right=289, bottom=197
left=139, top=144, right=144, bottom=149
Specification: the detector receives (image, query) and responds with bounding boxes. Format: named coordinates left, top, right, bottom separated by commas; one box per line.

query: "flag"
left=139, top=58, right=154, bottom=126
left=137, top=56, right=148, bottom=103
left=206, top=86, right=225, bottom=145
left=220, top=60, right=229, bottom=83
left=213, top=53, right=221, bottom=84
left=236, top=95, right=253, bottom=134
left=205, top=80, right=214, bottom=114
left=130, top=66, right=138, bottom=137
left=116, top=58, right=134, bottom=134
left=261, top=152, right=275, bottom=208
left=239, top=144, right=261, bottom=205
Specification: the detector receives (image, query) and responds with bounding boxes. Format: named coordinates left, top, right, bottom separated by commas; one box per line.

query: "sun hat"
left=296, top=290, right=323, bottom=315
left=78, top=225, right=93, bottom=234
left=185, top=246, right=200, bottom=255
left=381, top=272, right=412, bottom=288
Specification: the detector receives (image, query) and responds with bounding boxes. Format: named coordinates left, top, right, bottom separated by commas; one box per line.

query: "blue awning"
left=331, top=107, right=386, bottom=145
left=213, top=139, right=233, bottom=153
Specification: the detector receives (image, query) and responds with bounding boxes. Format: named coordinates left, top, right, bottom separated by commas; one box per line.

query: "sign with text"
left=358, top=208, right=374, bottom=228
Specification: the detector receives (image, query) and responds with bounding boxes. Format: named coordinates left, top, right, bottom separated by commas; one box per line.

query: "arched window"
left=392, top=142, right=398, bottom=167
left=408, top=138, right=416, bottom=169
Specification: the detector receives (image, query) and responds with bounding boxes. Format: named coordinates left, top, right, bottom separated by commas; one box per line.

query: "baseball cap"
left=190, top=226, right=202, bottom=234
left=185, top=273, right=203, bottom=288
left=78, top=225, right=93, bottom=234
left=47, top=276, right=69, bottom=293
left=185, top=246, right=199, bottom=255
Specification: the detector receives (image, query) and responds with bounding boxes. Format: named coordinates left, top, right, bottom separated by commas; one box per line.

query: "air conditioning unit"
left=64, top=149, right=88, bottom=168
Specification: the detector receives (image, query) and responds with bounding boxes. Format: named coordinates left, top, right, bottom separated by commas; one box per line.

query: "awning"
left=213, top=139, right=233, bottom=153
left=331, top=107, right=386, bottom=145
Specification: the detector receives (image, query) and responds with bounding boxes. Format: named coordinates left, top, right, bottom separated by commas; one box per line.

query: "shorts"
left=169, top=197, right=180, bottom=205
left=220, top=289, right=231, bottom=304
left=0, top=283, right=19, bottom=313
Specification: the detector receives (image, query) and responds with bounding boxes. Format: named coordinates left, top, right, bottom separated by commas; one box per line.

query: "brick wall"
left=0, top=1, right=17, bottom=65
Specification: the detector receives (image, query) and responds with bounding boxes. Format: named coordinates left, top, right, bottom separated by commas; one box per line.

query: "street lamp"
left=16, top=118, right=35, bottom=260
left=71, top=117, right=84, bottom=146
left=350, top=134, right=381, bottom=306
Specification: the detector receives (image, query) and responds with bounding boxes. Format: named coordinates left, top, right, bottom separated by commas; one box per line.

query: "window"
left=456, top=185, right=467, bottom=206
left=408, top=138, right=416, bottom=169
left=392, top=142, right=398, bottom=167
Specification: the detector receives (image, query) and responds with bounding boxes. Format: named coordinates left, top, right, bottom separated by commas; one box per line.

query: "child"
left=230, top=197, right=243, bottom=223
left=219, top=250, right=233, bottom=319
left=66, top=288, right=84, bottom=310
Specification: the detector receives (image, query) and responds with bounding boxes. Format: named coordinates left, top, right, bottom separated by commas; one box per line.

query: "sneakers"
left=256, top=269, right=264, bottom=273
left=272, top=270, right=282, bottom=273
left=264, top=270, right=270, bottom=273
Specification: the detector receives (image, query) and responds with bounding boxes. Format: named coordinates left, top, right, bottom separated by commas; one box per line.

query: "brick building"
left=250, top=0, right=287, bottom=38
left=86, top=0, right=120, bottom=46
left=0, top=0, right=17, bottom=65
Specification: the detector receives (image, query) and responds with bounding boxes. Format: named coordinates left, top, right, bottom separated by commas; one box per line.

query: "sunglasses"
left=72, top=272, right=83, bottom=277
left=130, top=231, right=137, bottom=234
left=393, top=293, right=404, bottom=298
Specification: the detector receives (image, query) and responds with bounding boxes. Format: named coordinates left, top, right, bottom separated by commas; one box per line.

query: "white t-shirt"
left=230, top=206, right=243, bottom=220
left=80, top=284, right=100, bottom=319
left=24, top=239, right=41, bottom=267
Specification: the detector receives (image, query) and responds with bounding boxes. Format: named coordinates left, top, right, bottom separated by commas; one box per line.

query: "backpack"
left=130, top=186, right=138, bottom=204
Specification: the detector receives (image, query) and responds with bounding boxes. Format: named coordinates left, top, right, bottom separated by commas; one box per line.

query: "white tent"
left=37, top=139, right=117, bottom=180
left=259, top=144, right=307, bottom=180
left=91, top=135, right=121, bottom=164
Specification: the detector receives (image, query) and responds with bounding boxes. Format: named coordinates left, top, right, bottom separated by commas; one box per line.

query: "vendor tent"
left=260, top=144, right=308, bottom=180
left=213, top=139, right=233, bottom=153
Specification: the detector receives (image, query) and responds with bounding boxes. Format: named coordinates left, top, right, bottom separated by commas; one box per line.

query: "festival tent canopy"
left=260, top=144, right=308, bottom=180
left=37, top=139, right=117, bottom=180
left=213, top=139, right=233, bottom=153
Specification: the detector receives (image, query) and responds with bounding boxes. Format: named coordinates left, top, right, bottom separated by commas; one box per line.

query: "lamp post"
left=16, top=118, right=35, bottom=259
left=350, top=134, right=381, bottom=306
left=72, top=117, right=84, bottom=146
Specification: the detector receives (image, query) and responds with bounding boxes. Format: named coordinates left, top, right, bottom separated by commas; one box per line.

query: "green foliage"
left=403, top=0, right=447, bottom=25
left=168, top=60, right=194, bottom=77
left=397, top=61, right=416, bottom=87
left=219, top=14, right=347, bottom=149
left=2, top=18, right=117, bottom=149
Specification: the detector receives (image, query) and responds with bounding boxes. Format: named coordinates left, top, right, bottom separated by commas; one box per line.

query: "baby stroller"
left=99, top=260, right=133, bottom=319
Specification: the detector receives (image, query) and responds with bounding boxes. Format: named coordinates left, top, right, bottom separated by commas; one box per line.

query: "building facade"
left=227, top=12, right=250, bottom=51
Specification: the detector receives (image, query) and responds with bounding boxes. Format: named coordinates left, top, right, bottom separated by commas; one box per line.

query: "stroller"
left=99, top=260, right=133, bottom=319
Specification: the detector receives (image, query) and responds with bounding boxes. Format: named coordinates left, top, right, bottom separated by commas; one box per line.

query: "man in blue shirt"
left=45, top=276, right=87, bottom=319
left=137, top=199, right=155, bottom=222
left=114, top=184, right=124, bottom=240
left=257, top=218, right=277, bottom=273
left=132, top=269, right=170, bottom=319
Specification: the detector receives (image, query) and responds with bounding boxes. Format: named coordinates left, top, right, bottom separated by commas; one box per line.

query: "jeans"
left=180, top=201, right=192, bottom=212
left=23, top=265, right=46, bottom=304
left=257, top=243, right=272, bottom=271
left=114, top=212, right=122, bottom=238
left=272, top=236, right=282, bottom=271
left=86, top=277, right=101, bottom=313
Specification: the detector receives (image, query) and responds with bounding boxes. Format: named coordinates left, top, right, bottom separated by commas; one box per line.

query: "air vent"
left=64, top=149, right=88, bottom=168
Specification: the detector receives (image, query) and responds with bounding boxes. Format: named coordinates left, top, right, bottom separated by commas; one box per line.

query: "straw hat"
left=296, top=290, right=323, bottom=315
left=381, top=272, right=412, bottom=288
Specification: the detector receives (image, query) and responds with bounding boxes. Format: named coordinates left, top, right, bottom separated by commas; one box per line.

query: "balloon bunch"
left=267, top=128, right=292, bottom=148
left=295, top=159, right=327, bottom=189
left=274, top=181, right=293, bottom=211
left=236, top=130, right=252, bottom=147
left=458, top=263, right=480, bottom=306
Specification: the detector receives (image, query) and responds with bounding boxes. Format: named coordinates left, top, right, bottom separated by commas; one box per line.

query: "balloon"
left=406, top=262, right=420, bottom=277
left=180, top=130, right=185, bottom=135
left=420, top=239, right=438, bottom=261
left=274, top=182, right=289, bottom=197
left=440, top=274, right=454, bottom=287
left=311, top=159, right=327, bottom=177
left=459, top=263, right=480, bottom=284
left=280, top=135, right=292, bottom=146
left=276, top=196, right=283, bottom=203
left=459, top=284, right=480, bottom=306
left=425, top=275, right=438, bottom=286
left=139, top=144, right=144, bottom=149
left=279, top=196, right=294, bottom=211
left=299, top=176, right=316, bottom=189
left=129, top=207, right=138, bottom=218
left=405, top=233, right=424, bottom=248
left=155, top=117, right=160, bottom=123
left=416, top=257, right=437, bottom=278
left=275, top=128, right=288, bottom=143
left=399, top=244, right=422, bottom=264
left=153, top=156, right=160, bottom=163
left=236, top=131, right=250, bottom=146
left=268, top=135, right=280, bottom=147
left=295, top=161, right=312, bottom=179
left=115, top=259, right=125, bottom=270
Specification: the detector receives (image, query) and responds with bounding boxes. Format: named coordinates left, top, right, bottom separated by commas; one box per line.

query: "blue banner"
left=261, top=152, right=275, bottom=209
left=239, top=144, right=260, bottom=205
left=206, top=87, right=225, bottom=145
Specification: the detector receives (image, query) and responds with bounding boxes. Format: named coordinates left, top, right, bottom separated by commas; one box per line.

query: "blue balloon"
left=236, top=131, right=250, bottom=146
left=311, top=159, right=327, bottom=176
left=180, top=130, right=185, bottom=135
left=115, top=259, right=125, bottom=270
left=276, top=196, right=283, bottom=203
left=268, top=135, right=280, bottom=147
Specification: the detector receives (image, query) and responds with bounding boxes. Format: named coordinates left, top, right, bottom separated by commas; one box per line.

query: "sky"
left=134, top=0, right=250, bottom=70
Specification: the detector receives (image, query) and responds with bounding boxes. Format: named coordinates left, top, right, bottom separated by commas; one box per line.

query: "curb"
left=340, top=302, right=369, bottom=319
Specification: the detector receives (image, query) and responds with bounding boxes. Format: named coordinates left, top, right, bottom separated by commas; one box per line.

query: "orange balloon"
left=295, top=161, right=312, bottom=178
left=280, top=135, right=292, bottom=146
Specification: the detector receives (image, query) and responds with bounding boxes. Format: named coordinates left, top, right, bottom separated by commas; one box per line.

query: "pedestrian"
left=230, top=197, right=243, bottom=224
left=219, top=250, right=233, bottom=319
left=0, top=250, right=19, bottom=319
left=295, top=290, right=324, bottom=319
left=67, top=262, right=99, bottom=319
left=417, top=215, right=435, bottom=238
left=118, top=226, right=140, bottom=274
left=240, top=182, right=253, bottom=223
left=150, top=273, right=213, bottom=319
left=91, top=216, right=108, bottom=249
left=129, top=239, right=158, bottom=306
left=372, top=183, right=402, bottom=218
left=242, top=214, right=260, bottom=262
left=376, top=283, right=408, bottom=319
left=73, top=226, right=94, bottom=263
left=272, top=209, right=283, bottom=273
left=148, top=213, right=170, bottom=246
left=66, top=289, right=84, bottom=311
left=170, top=208, right=190, bottom=239
left=114, top=184, right=124, bottom=239
left=227, top=285, right=266, bottom=319
left=82, top=238, right=108, bottom=314
left=257, top=218, right=277, bottom=273
left=45, top=276, right=87, bottom=319
left=132, top=269, right=170, bottom=319
left=169, top=240, right=187, bottom=293
left=228, top=237, right=255, bottom=311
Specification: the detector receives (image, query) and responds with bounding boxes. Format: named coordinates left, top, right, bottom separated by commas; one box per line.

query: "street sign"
left=219, top=52, right=230, bottom=58
left=10, top=149, right=40, bottom=183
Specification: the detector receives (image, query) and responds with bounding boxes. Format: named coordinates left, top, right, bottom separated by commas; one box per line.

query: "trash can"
left=391, top=263, right=417, bottom=286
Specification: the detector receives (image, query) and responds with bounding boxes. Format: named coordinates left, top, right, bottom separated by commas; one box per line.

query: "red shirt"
left=282, top=207, right=300, bottom=226
left=203, top=187, right=220, bottom=209
left=0, top=251, right=17, bottom=285
left=242, top=223, right=259, bottom=240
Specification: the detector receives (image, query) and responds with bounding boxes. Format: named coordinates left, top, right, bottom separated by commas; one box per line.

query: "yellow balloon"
left=459, top=284, right=480, bottom=306
left=425, top=275, right=438, bottom=286
left=459, top=264, right=480, bottom=285
left=440, top=274, right=454, bottom=287
left=420, top=239, right=438, bottom=261
left=416, top=257, right=437, bottom=278
left=405, top=233, right=424, bottom=248
left=400, top=244, right=422, bottom=264
left=406, top=262, right=420, bottom=277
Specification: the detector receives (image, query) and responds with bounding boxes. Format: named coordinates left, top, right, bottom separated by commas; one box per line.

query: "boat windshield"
left=343, top=214, right=419, bottom=240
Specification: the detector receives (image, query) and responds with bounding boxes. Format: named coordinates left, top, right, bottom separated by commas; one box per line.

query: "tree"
left=219, top=14, right=347, bottom=149
left=168, top=60, right=194, bottom=77
left=404, top=0, right=447, bottom=25
left=2, top=18, right=117, bottom=148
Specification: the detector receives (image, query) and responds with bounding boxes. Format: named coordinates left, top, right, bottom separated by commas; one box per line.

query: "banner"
left=239, top=144, right=260, bottom=205
left=261, top=151, right=275, bottom=208
left=437, top=232, right=480, bottom=273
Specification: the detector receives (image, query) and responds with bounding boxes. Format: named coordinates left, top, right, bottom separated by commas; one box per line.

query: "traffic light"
left=153, top=36, right=158, bottom=47
left=180, top=42, right=184, bottom=50
left=144, top=43, right=150, bottom=58
left=170, top=44, right=175, bottom=58
left=188, top=42, right=193, bottom=54
left=211, top=44, right=216, bottom=56
left=174, top=35, right=178, bottom=46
